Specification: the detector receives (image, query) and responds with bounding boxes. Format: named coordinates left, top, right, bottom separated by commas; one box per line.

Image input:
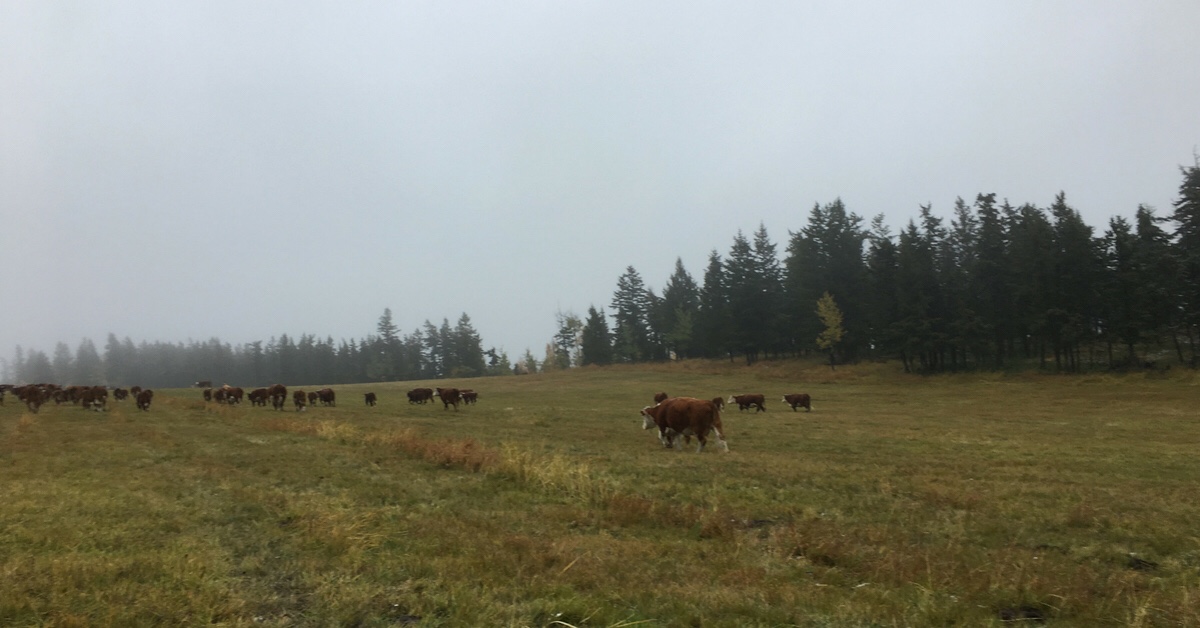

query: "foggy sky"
left=3, top=1, right=1199, bottom=369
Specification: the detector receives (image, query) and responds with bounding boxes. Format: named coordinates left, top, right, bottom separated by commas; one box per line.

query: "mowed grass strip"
left=1, top=362, right=1198, bottom=626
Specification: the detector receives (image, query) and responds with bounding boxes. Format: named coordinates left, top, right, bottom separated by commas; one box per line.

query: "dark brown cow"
left=80, top=386, right=108, bottom=412
left=247, top=388, right=268, bottom=407
left=364, top=392, right=377, bottom=406
left=461, top=390, right=478, bottom=405
left=436, top=387, right=461, bottom=411
left=308, top=391, right=319, bottom=405
left=782, top=393, right=812, bottom=412
left=112, top=388, right=129, bottom=401
left=407, top=388, right=434, bottom=404
left=316, top=388, right=336, bottom=407
left=203, top=387, right=213, bottom=402
left=136, top=389, right=153, bottom=411
left=653, top=391, right=669, bottom=404
left=17, top=385, right=45, bottom=413
left=727, top=393, right=766, bottom=412
left=640, top=397, right=728, bottom=452
left=130, top=385, right=143, bottom=399
left=293, top=390, right=307, bottom=412
left=213, top=388, right=228, bottom=403
left=267, top=384, right=287, bottom=410
left=226, top=387, right=244, bottom=405
left=712, top=396, right=725, bottom=410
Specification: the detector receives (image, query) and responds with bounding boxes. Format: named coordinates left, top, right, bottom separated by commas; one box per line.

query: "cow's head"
left=640, top=406, right=656, bottom=430
left=727, top=395, right=736, bottom=404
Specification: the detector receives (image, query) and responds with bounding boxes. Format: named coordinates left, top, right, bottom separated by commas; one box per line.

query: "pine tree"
left=452, top=313, right=486, bottom=377
left=695, top=250, right=732, bottom=359
left=581, top=305, right=614, bottom=366
left=75, top=338, right=105, bottom=384
left=1170, top=158, right=1200, bottom=364
left=52, top=342, right=74, bottom=383
left=610, top=266, right=653, bottom=362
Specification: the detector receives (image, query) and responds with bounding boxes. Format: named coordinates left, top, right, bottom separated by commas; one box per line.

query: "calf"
left=728, top=393, right=766, bottom=412
left=247, top=388, right=269, bottom=407
left=461, top=390, right=478, bottom=405
left=640, top=397, right=729, bottom=453
left=364, top=392, right=377, bottom=406
left=782, top=393, right=812, bottom=412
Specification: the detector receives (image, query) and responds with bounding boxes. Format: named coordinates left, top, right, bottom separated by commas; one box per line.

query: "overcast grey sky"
left=3, top=1, right=1199, bottom=364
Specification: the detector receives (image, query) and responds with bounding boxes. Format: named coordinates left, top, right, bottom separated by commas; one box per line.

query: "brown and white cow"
left=136, top=389, right=153, bottom=411
left=308, top=391, right=319, bottom=405
left=436, top=387, right=461, bottom=411
left=80, top=386, right=108, bottom=412
left=293, top=390, right=307, bottom=412
left=782, top=393, right=812, bottom=412
left=461, top=390, right=478, bottom=405
left=17, top=385, right=45, bottom=413
left=727, top=393, right=766, bottom=412
left=316, top=388, right=336, bottom=407
left=364, top=392, right=377, bottom=406
left=226, top=386, right=244, bottom=405
left=112, top=388, right=129, bottom=401
left=640, top=397, right=728, bottom=453
left=267, top=384, right=287, bottom=410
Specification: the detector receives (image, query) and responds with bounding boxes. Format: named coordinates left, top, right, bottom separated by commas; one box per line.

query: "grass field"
left=2, top=361, right=1198, bottom=627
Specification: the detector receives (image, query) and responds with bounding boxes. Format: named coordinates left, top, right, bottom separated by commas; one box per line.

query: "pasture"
left=1, top=361, right=1198, bottom=627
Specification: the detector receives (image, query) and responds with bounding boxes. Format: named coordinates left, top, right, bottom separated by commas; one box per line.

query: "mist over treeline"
left=565, top=162, right=1200, bottom=372
left=7, top=162, right=1200, bottom=384
left=1, top=311, right=510, bottom=388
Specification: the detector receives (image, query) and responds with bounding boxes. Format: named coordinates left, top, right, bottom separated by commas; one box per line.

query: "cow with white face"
left=640, top=397, right=728, bottom=453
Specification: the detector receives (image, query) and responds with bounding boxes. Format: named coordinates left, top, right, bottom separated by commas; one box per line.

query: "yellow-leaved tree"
left=815, top=292, right=845, bottom=370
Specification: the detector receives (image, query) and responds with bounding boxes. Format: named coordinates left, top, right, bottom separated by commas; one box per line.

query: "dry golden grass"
left=1, top=360, right=1198, bottom=626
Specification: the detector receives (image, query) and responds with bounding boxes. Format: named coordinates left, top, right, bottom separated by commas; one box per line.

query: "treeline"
left=4, top=310, right=511, bottom=388
left=564, top=163, right=1200, bottom=372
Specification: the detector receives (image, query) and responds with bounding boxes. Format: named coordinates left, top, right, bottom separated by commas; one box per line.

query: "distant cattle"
left=130, top=386, right=143, bottom=398
left=436, top=387, right=461, bottom=411
left=728, top=393, right=766, bottom=412
left=203, top=387, right=213, bottom=402
left=407, top=388, right=434, bottom=404
left=308, top=391, right=319, bottom=405
left=293, top=390, right=307, bottom=412
left=267, top=384, right=287, bottom=410
left=136, top=389, right=153, bottom=411
left=364, top=392, right=377, bottom=406
left=653, top=391, right=669, bottom=404
left=226, top=386, right=244, bottom=405
left=461, top=390, right=478, bottom=405
left=782, top=393, right=812, bottom=412
left=194, top=380, right=213, bottom=388
left=316, top=388, right=336, bottom=407
left=640, top=397, right=728, bottom=453
left=247, top=388, right=268, bottom=407
left=213, top=388, right=228, bottom=403
left=112, top=388, right=129, bottom=401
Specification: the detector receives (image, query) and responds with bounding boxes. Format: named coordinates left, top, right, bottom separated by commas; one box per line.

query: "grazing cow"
left=316, top=388, right=336, bottom=407
left=728, top=393, right=767, bottom=412
left=653, top=391, right=669, bottom=404
left=640, top=397, right=729, bottom=453
left=782, top=393, right=812, bottom=412
left=293, top=390, right=307, bottom=412
left=247, top=388, right=269, bottom=407
left=364, top=392, right=377, bottom=406
left=194, top=380, right=213, bottom=388
left=407, top=388, right=434, bottom=404
left=461, top=390, right=478, bottom=405
left=436, top=387, right=461, bottom=411
left=308, top=391, right=319, bottom=405
left=136, top=389, right=153, bottom=411
left=267, top=384, right=287, bottom=410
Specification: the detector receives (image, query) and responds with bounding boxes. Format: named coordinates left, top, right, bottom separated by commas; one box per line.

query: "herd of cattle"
left=2, top=380, right=816, bottom=456
left=640, top=391, right=813, bottom=453
left=0, top=383, right=154, bottom=413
